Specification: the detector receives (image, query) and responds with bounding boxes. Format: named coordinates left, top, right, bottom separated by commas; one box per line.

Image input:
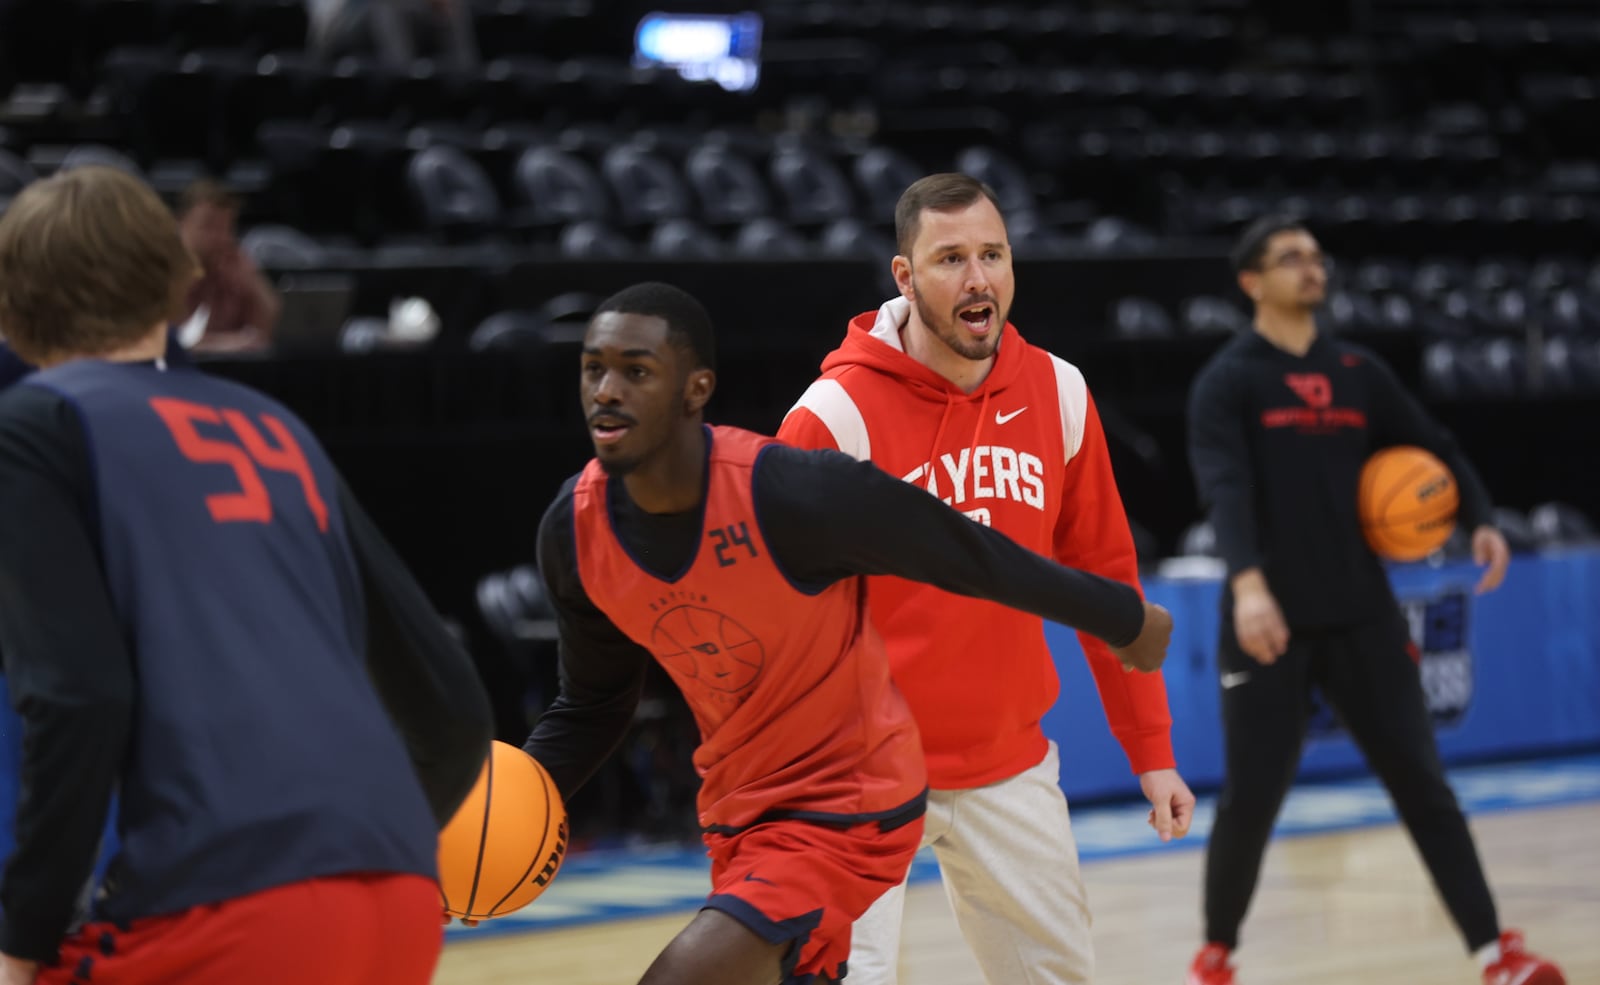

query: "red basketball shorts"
left=38, top=872, right=441, bottom=985
left=703, top=815, right=924, bottom=984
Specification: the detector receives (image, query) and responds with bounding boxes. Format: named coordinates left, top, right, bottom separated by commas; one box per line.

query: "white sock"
left=1475, top=941, right=1502, bottom=969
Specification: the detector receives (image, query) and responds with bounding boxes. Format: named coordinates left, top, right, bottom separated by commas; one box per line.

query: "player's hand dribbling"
left=1231, top=570, right=1289, bottom=665
left=1111, top=601, right=1172, bottom=673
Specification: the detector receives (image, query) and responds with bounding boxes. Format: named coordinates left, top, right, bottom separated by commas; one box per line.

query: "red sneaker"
left=1483, top=931, right=1565, bottom=985
left=1186, top=943, right=1235, bottom=985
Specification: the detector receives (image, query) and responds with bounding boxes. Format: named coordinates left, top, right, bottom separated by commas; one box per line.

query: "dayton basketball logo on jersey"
left=1262, top=372, right=1368, bottom=433
left=900, top=445, right=1047, bottom=523
left=649, top=603, right=767, bottom=705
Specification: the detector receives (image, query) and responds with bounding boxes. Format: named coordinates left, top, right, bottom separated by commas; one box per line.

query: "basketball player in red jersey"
left=779, top=173, right=1194, bottom=985
left=521, top=282, right=1173, bottom=985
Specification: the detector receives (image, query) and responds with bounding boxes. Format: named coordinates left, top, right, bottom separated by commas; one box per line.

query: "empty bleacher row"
left=2, top=0, right=1598, bottom=348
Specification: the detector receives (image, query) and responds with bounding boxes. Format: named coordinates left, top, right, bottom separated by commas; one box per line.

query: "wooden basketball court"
left=434, top=801, right=1599, bottom=984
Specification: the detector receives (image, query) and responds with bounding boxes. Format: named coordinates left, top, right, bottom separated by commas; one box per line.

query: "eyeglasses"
left=1262, top=251, right=1334, bottom=274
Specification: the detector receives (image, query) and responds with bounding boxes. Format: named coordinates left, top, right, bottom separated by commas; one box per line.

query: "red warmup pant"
left=39, top=872, right=441, bottom=985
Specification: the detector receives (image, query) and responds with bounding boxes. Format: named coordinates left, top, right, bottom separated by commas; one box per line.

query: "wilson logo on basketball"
left=437, top=741, right=569, bottom=923
left=650, top=605, right=766, bottom=695
left=532, top=817, right=569, bottom=888
left=1417, top=477, right=1451, bottom=501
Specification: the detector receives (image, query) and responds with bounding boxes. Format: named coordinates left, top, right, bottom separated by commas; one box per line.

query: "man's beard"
left=914, top=290, right=1003, bottom=362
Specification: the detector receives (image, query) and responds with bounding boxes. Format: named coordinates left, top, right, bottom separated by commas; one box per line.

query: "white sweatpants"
left=848, top=742, right=1095, bottom=985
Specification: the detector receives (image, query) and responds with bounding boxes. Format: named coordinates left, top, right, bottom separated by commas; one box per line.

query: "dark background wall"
left=201, top=254, right=1594, bottom=632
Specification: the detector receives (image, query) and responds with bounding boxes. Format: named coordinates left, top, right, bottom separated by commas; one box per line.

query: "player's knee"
left=639, top=909, right=787, bottom=985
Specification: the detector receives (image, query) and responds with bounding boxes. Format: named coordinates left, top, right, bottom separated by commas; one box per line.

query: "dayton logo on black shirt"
left=1284, top=372, right=1332, bottom=408
left=1262, top=372, right=1368, bottom=433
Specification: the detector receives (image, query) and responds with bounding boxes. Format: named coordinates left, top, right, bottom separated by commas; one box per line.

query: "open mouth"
left=590, top=416, right=634, bottom=445
left=957, top=303, right=995, bottom=334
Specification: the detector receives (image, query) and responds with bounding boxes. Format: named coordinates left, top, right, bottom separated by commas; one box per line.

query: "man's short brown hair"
left=0, top=166, right=199, bottom=365
left=893, top=173, right=1005, bottom=257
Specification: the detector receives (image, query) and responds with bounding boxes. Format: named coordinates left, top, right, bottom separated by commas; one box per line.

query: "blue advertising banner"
left=1042, top=549, right=1600, bottom=802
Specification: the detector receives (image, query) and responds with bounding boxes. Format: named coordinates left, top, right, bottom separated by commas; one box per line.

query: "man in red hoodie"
left=778, top=173, right=1195, bottom=985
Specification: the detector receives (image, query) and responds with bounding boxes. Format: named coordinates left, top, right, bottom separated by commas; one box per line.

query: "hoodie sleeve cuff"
left=1120, top=728, right=1177, bottom=776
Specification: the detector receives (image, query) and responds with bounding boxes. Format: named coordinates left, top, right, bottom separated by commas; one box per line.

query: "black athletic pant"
left=1202, top=613, right=1499, bottom=953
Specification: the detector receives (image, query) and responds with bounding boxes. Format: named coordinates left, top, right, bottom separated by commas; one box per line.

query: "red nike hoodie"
left=778, top=298, right=1175, bottom=789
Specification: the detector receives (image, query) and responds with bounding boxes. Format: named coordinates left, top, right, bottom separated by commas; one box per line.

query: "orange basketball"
left=438, top=740, right=568, bottom=921
left=1358, top=445, right=1459, bottom=561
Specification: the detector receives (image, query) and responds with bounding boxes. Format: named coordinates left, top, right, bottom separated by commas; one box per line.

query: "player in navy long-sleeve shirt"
left=0, top=167, right=493, bottom=985
left=1181, top=216, right=1564, bottom=985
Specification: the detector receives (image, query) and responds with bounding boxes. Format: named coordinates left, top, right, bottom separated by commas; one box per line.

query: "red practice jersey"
left=570, top=426, right=927, bottom=832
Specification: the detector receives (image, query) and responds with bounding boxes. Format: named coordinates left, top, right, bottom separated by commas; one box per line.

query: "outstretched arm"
left=754, top=446, right=1150, bottom=652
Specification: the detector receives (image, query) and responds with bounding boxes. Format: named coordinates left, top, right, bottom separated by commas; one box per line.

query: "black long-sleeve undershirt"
left=524, top=443, right=1145, bottom=802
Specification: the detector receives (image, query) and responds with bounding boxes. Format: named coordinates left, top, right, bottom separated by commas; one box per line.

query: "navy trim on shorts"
left=700, top=788, right=928, bottom=837
left=704, top=894, right=833, bottom=984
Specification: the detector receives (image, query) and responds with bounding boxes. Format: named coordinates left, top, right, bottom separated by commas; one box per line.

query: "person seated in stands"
left=306, top=0, right=480, bottom=72
left=174, top=180, right=280, bottom=356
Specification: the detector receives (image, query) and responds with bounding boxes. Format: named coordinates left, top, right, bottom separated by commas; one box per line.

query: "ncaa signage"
left=1406, top=588, right=1474, bottom=727
left=1308, top=587, right=1474, bottom=738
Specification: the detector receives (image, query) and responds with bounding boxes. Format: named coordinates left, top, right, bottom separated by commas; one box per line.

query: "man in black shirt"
left=1183, top=216, right=1563, bottom=985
